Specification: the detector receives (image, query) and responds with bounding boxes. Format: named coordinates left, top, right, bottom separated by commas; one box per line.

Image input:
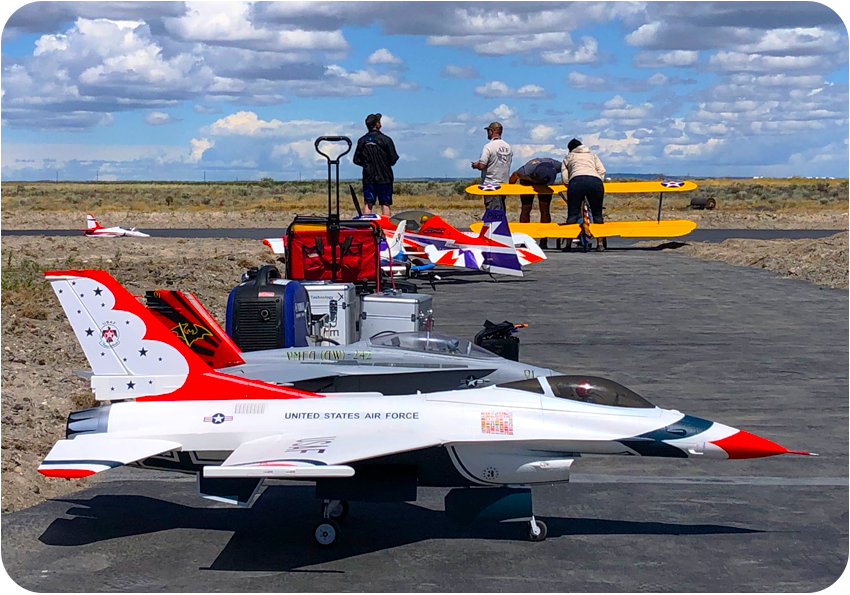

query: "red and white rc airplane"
left=265, top=209, right=546, bottom=277
left=83, top=214, right=150, bottom=238
left=39, top=269, right=814, bottom=546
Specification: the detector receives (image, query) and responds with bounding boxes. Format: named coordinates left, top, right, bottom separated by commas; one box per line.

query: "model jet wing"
left=204, top=429, right=441, bottom=479
left=38, top=437, right=182, bottom=478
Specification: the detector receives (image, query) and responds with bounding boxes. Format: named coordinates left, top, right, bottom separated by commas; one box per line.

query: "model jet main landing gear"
left=526, top=516, right=548, bottom=542
left=313, top=499, right=349, bottom=547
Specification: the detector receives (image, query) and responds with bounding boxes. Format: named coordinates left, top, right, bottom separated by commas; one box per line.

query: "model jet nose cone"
left=710, top=430, right=814, bottom=459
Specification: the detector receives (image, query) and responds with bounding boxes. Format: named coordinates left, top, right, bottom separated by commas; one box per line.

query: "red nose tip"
left=711, top=430, right=812, bottom=459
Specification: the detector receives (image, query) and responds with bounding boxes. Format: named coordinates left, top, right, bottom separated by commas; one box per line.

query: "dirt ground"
left=677, top=231, right=848, bottom=290
left=1, top=226, right=848, bottom=513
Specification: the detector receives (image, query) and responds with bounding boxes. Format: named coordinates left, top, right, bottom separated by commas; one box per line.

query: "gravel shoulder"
left=676, top=231, right=848, bottom=289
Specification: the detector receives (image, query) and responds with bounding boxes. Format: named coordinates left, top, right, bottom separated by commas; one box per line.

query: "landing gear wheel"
left=314, top=519, right=340, bottom=547
left=526, top=519, right=548, bottom=542
left=326, top=500, right=349, bottom=521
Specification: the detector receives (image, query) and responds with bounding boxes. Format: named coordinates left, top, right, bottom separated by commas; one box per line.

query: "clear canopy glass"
left=368, top=331, right=498, bottom=358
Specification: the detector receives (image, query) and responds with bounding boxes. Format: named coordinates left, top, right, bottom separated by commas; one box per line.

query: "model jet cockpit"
left=225, top=330, right=557, bottom=395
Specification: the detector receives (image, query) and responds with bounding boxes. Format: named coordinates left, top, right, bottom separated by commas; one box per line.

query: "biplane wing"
left=469, top=220, right=696, bottom=239
left=465, top=180, right=698, bottom=196
left=587, top=220, right=697, bottom=238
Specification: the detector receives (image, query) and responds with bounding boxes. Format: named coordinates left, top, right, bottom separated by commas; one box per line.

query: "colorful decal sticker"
left=204, top=413, right=233, bottom=424
left=99, top=322, right=120, bottom=348
left=661, top=180, right=685, bottom=187
left=171, top=322, right=213, bottom=347
left=481, top=411, right=513, bottom=435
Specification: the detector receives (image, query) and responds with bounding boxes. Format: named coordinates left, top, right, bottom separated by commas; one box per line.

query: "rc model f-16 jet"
left=39, top=269, right=814, bottom=547
left=144, top=285, right=555, bottom=394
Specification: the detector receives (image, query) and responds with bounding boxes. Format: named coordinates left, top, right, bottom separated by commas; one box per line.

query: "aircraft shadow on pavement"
left=39, top=486, right=760, bottom=572
left=411, top=270, right=535, bottom=288
left=543, top=241, right=688, bottom=254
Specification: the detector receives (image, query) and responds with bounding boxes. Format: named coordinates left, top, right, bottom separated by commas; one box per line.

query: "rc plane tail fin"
left=145, top=289, right=245, bottom=369
left=480, top=209, right=523, bottom=277
left=46, top=270, right=320, bottom=402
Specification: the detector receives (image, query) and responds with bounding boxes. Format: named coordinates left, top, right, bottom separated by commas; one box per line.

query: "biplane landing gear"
left=526, top=516, right=548, bottom=542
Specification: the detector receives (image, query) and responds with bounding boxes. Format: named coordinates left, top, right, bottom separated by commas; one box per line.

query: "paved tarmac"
left=1, top=227, right=844, bottom=243
left=2, top=247, right=847, bottom=592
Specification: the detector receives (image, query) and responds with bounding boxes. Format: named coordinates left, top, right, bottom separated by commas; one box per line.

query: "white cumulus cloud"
left=367, top=48, right=403, bottom=65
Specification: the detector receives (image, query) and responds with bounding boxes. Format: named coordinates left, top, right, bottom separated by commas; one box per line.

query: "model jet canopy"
left=367, top=331, right=499, bottom=358
left=499, top=376, right=655, bottom=408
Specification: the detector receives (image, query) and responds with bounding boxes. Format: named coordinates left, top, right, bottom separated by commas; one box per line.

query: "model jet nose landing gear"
left=313, top=499, right=349, bottom=547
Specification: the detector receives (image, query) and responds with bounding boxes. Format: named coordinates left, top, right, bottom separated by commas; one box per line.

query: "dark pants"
left=566, top=176, right=604, bottom=224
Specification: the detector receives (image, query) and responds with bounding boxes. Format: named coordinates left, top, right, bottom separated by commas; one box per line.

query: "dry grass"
left=2, top=178, right=846, bottom=215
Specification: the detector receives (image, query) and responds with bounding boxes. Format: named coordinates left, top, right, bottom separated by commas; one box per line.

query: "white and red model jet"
left=83, top=214, right=150, bottom=238
left=39, top=270, right=814, bottom=546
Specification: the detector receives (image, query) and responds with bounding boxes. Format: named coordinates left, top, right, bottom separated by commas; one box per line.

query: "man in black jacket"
left=353, top=113, right=399, bottom=216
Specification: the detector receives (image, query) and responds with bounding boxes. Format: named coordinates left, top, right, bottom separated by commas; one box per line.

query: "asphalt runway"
left=2, top=247, right=848, bottom=591
left=1, top=226, right=843, bottom=243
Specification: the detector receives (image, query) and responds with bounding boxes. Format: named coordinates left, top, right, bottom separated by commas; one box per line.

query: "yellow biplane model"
left=467, top=180, right=698, bottom=251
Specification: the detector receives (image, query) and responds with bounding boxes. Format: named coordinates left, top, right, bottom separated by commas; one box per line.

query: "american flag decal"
left=481, top=412, right=513, bottom=435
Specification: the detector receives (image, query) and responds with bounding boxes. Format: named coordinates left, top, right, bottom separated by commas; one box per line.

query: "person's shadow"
left=39, top=486, right=760, bottom=572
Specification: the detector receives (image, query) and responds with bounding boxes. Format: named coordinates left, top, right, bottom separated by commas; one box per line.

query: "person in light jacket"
left=562, top=138, right=606, bottom=225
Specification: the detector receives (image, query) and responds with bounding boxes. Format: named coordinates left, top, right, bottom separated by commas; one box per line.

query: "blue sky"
left=2, top=1, right=848, bottom=181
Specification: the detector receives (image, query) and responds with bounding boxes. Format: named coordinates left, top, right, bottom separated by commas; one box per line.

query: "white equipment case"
left=360, top=291, right=434, bottom=339
left=302, top=282, right=359, bottom=345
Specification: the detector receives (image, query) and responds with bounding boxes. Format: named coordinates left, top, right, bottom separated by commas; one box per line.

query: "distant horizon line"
left=3, top=174, right=846, bottom=184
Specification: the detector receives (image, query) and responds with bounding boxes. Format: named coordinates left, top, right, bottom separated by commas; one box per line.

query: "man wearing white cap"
left=471, top=122, right=513, bottom=212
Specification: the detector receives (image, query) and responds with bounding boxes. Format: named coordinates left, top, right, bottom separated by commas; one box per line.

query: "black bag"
left=474, top=320, right=520, bottom=361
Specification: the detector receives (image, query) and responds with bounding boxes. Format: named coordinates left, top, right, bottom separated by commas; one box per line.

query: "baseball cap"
left=484, top=121, right=503, bottom=133
left=365, top=113, right=382, bottom=128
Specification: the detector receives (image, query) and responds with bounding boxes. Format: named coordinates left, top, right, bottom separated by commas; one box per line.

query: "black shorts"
left=363, top=183, right=393, bottom=206
left=520, top=194, right=553, bottom=206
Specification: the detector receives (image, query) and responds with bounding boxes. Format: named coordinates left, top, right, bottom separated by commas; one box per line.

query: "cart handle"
left=315, top=136, right=353, bottom=164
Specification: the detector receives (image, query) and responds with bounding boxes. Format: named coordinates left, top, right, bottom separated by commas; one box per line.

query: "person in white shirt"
left=471, top=122, right=513, bottom=212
